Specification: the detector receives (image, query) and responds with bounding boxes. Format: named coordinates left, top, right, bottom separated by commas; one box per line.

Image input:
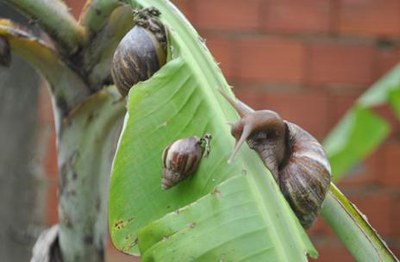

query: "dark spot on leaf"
left=86, top=112, right=95, bottom=125
left=114, top=220, right=125, bottom=230
left=125, top=234, right=132, bottom=240
left=56, top=95, right=69, bottom=116
left=95, top=197, right=101, bottom=212
left=95, top=8, right=102, bottom=16
left=188, top=222, right=196, bottom=229
left=212, top=188, right=221, bottom=199
left=59, top=163, right=68, bottom=194
left=127, top=217, right=135, bottom=223
left=125, top=238, right=138, bottom=250
left=84, top=235, right=94, bottom=245
left=61, top=213, right=73, bottom=229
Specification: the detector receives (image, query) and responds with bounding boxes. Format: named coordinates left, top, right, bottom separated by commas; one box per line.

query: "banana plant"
left=0, top=0, right=398, bottom=261
left=0, top=0, right=136, bottom=261
left=109, top=0, right=398, bottom=261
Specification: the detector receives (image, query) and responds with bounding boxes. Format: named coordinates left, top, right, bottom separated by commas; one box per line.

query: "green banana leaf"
left=110, top=0, right=398, bottom=261
left=322, top=65, right=400, bottom=180
left=109, top=0, right=316, bottom=260
left=323, top=106, right=389, bottom=180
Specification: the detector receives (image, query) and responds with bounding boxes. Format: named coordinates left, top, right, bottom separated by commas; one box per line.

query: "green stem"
left=321, top=183, right=398, bottom=261
left=3, top=0, right=84, bottom=54
left=0, top=19, right=90, bottom=115
left=79, top=0, right=121, bottom=34
left=83, top=5, right=134, bottom=90
left=57, top=86, right=125, bottom=262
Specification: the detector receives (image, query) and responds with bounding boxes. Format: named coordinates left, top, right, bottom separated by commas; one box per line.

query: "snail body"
left=220, top=91, right=331, bottom=228
left=162, top=134, right=211, bottom=190
left=111, top=7, right=167, bottom=97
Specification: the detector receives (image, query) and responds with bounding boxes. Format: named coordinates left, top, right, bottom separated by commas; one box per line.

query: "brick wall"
left=39, top=0, right=400, bottom=261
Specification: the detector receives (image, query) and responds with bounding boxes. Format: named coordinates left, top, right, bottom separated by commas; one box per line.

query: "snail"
left=219, top=90, right=331, bottom=229
left=0, top=36, right=11, bottom=67
left=161, top=134, right=212, bottom=190
left=111, top=7, right=167, bottom=97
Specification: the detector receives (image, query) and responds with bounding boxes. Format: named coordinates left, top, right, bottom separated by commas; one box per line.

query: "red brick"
left=263, top=0, right=332, bottom=34
left=328, top=93, right=359, bottom=129
left=338, top=147, right=382, bottom=187
left=250, top=91, right=329, bottom=138
left=233, top=88, right=262, bottom=109
left=44, top=131, right=58, bottom=177
left=375, top=46, right=400, bottom=79
left=380, top=141, right=400, bottom=187
left=37, top=84, right=55, bottom=125
left=46, top=181, right=59, bottom=225
left=348, top=191, right=392, bottom=236
left=64, top=0, right=85, bottom=18
left=308, top=217, right=336, bottom=237
left=392, top=247, right=400, bottom=261
left=392, top=195, right=400, bottom=237
left=313, top=238, right=353, bottom=262
left=171, top=0, right=195, bottom=22
left=371, top=104, right=400, bottom=138
left=206, top=36, right=235, bottom=79
left=337, top=0, right=400, bottom=37
left=309, top=42, right=375, bottom=87
left=193, top=0, right=261, bottom=31
left=236, top=37, right=306, bottom=84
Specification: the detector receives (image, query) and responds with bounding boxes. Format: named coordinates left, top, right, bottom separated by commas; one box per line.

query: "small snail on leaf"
left=0, top=36, right=11, bottom=67
left=111, top=7, right=167, bottom=97
left=219, top=90, right=331, bottom=229
left=161, top=134, right=212, bottom=190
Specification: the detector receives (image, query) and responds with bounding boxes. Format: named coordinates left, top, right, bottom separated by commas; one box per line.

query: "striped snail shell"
left=219, top=90, right=331, bottom=228
left=161, top=134, right=212, bottom=190
left=111, top=7, right=167, bottom=97
left=0, top=36, right=11, bottom=67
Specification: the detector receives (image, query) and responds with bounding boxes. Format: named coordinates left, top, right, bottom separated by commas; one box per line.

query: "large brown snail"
left=111, top=7, right=167, bottom=97
left=161, top=134, right=212, bottom=190
left=219, top=90, right=331, bottom=229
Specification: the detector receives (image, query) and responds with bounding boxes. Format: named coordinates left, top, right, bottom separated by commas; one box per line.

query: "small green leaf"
left=358, top=64, right=400, bottom=107
left=324, top=106, right=389, bottom=180
left=388, top=87, right=400, bottom=119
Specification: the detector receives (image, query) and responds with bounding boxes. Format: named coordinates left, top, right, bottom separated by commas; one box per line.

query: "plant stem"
left=79, top=0, right=121, bottom=34
left=57, top=87, right=125, bottom=262
left=83, top=5, right=134, bottom=90
left=321, top=183, right=397, bottom=261
left=0, top=19, right=90, bottom=115
left=3, top=0, right=85, bottom=54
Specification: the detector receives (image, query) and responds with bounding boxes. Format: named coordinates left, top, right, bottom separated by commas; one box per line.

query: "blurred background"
left=0, top=0, right=399, bottom=261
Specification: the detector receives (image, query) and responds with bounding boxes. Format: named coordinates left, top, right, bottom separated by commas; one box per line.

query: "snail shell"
left=219, top=90, right=331, bottom=228
left=0, top=36, right=11, bottom=67
left=161, top=134, right=211, bottom=190
left=111, top=7, right=167, bottom=97
left=278, top=122, right=331, bottom=228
